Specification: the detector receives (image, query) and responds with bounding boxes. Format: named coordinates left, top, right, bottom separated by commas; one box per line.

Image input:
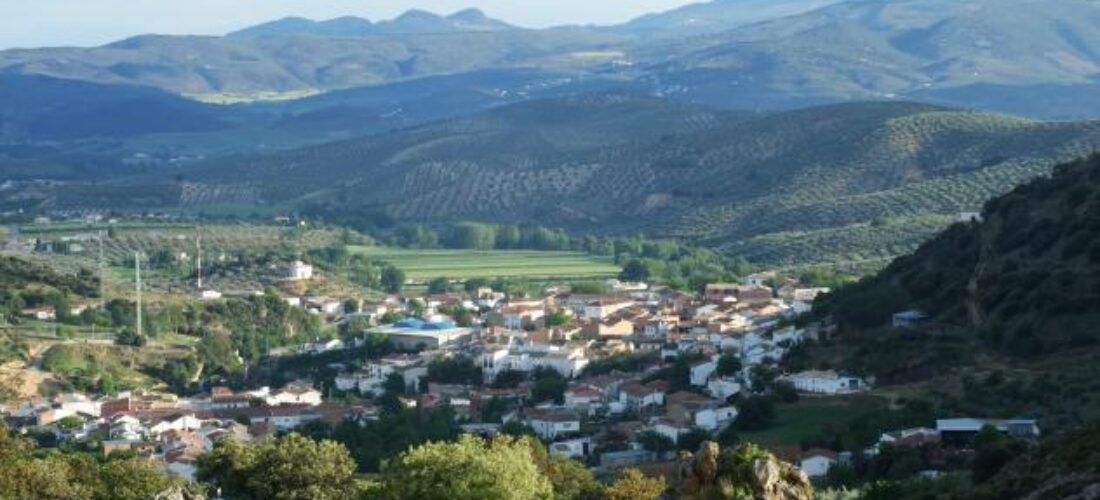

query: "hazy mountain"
left=0, top=29, right=623, bottom=99
left=228, top=16, right=377, bottom=38
left=1, top=0, right=1099, bottom=119
left=642, top=0, right=1100, bottom=117
left=617, top=0, right=845, bottom=37
left=228, top=9, right=514, bottom=38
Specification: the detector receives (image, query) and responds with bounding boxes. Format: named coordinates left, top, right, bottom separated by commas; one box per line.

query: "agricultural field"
left=347, top=247, right=620, bottom=281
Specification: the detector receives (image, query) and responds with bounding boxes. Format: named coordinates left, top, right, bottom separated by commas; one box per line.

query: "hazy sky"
left=0, top=0, right=699, bottom=49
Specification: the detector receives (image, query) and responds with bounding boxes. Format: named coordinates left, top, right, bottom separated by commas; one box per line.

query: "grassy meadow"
left=347, top=246, right=620, bottom=281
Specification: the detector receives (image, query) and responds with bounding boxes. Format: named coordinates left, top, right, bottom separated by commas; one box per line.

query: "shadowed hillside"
left=822, top=153, right=1100, bottom=355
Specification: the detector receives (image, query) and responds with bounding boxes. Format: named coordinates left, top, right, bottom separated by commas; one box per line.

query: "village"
left=0, top=250, right=1039, bottom=486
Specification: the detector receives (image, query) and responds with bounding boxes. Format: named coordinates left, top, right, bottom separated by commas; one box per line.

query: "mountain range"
left=1, top=0, right=1099, bottom=119
left=228, top=9, right=515, bottom=38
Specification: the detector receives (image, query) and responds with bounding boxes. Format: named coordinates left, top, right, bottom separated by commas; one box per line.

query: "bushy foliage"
left=196, top=433, right=362, bottom=500
left=377, top=435, right=554, bottom=500
left=0, top=423, right=187, bottom=499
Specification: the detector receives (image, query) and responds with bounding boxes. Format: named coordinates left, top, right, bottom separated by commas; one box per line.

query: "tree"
left=492, top=370, right=525, bottom=389
left=55, top=415, right=84, bottom=430
left=500, top=421, right=538, bottom=438
left=619, top=260, right=651, bottom=282
left=716, top=353, right=742, bottom=377
left=198, top=331, right=242, bottom=375
left=380, top=311, right=403, bottom=325
left=378, top=435, right=554, bottom=500
left=427, top=277, right=452, bottom=295
left=524, top=437, right=603, bottom=500
left=381, top=266, right=406, bottom=294
left=115, top=328, right=147, bottom=347
left=383, top=373, right=407, bottom=395
left=604, top=468, right=664, bottom=500
left=677, top=428, right=712, bottom=452
left=637, top=430, right=675, bottom=457
left=545, top=311, right=570, bottom=327
left=749, top=365, right=778, bottom=393
left=427, top=357, right=483, bottom=385
left=972, top=426, right=1025, bottom=483
left=196, top=433, right=362, bottom=500
left=734, top=396, right=776, bottom=431
left=0, top=422, right=189, bottom=500
left=531, top=375, right=567, bottom=405
left=771, top=380, right=800, bottom=403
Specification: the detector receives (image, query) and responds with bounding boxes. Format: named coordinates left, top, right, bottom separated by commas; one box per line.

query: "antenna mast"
left=135, top=252, right=142, bottom=338
left=196, top=232, right=204, bottom=290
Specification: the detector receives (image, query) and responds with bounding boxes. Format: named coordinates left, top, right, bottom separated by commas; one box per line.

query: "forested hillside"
left=132, top=98, right=1100, bottom=267
left=823, top=153, right=1100, bottom=354
left=0, top=255, right=99, bottom=319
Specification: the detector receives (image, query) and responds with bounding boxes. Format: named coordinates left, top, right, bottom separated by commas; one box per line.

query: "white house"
left=148, top=414, right=203, bottom=437
left=564, top=385, right=605, bottom=415
left=501, top=305, right=546, bottom=331
left=783, top=371, right=867, bottom=395
left=359, top=355, right=428, bottom=395
left=959, top=212, right=983, bottom=223
left=582, top=298, right=634, bottom=321
left=245, top=406, right=320, bottom=431
left=287, top=261, right=314, bottom=281
left=198, top=289, right=223, bottom=301
left=479, top=345, right=589, bottom=381
left=300, top=338, right=346, bottom=355
left=690, top=359, right=717, bottom=387
left=651, top=420, right=692, bottom=444
left=800, top=449, right=838, bottom=478
left=707, top=378, right=742, bottom=401
left=54, top=393, right=102, bottom=417
left=526, top=409, right=581, bottom=440
left=549, top=437, right=592, bottom=459
left=892, top=310, right=928, bottom=329
left=266, top=385, right=323, bottom=406
left=694, top=406, right=738, bottom=432
left=619, top=381, right=667, bottom=411
left=741, top=272, right=775, bottom=288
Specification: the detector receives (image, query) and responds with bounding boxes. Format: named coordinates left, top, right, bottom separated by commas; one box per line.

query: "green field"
left=347, top=247, right=620, bottom=281
left=739, top=395, right=889, bottom=447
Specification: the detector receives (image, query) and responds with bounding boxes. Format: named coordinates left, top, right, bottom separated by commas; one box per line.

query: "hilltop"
left=615, top=0, right=844, bottom=38
left=228, top=9, right=515, bottom=38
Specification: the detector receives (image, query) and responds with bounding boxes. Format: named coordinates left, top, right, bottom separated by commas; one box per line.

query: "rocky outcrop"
left=678, top=442, right=812, bottom=500
left=154, top=487, right=206, bottom=500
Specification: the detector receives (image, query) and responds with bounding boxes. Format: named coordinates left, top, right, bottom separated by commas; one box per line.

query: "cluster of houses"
left=1, top=266, right=1042, bottom=485
left=303, top=274, right=874, bottom=473
left=0, top=384, right=376, bottom=481
left=788, top=417, right=1041, bottom=479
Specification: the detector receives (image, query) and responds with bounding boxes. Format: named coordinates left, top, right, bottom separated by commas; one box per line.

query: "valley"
left=3, top=0, right=1100, bottom=499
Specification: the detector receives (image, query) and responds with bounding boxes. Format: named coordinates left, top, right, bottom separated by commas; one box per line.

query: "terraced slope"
left=169, top=98, right=1100, bottom=266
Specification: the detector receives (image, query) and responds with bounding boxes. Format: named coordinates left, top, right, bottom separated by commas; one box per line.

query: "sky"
left=0, top=0, right=699, bottom=49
